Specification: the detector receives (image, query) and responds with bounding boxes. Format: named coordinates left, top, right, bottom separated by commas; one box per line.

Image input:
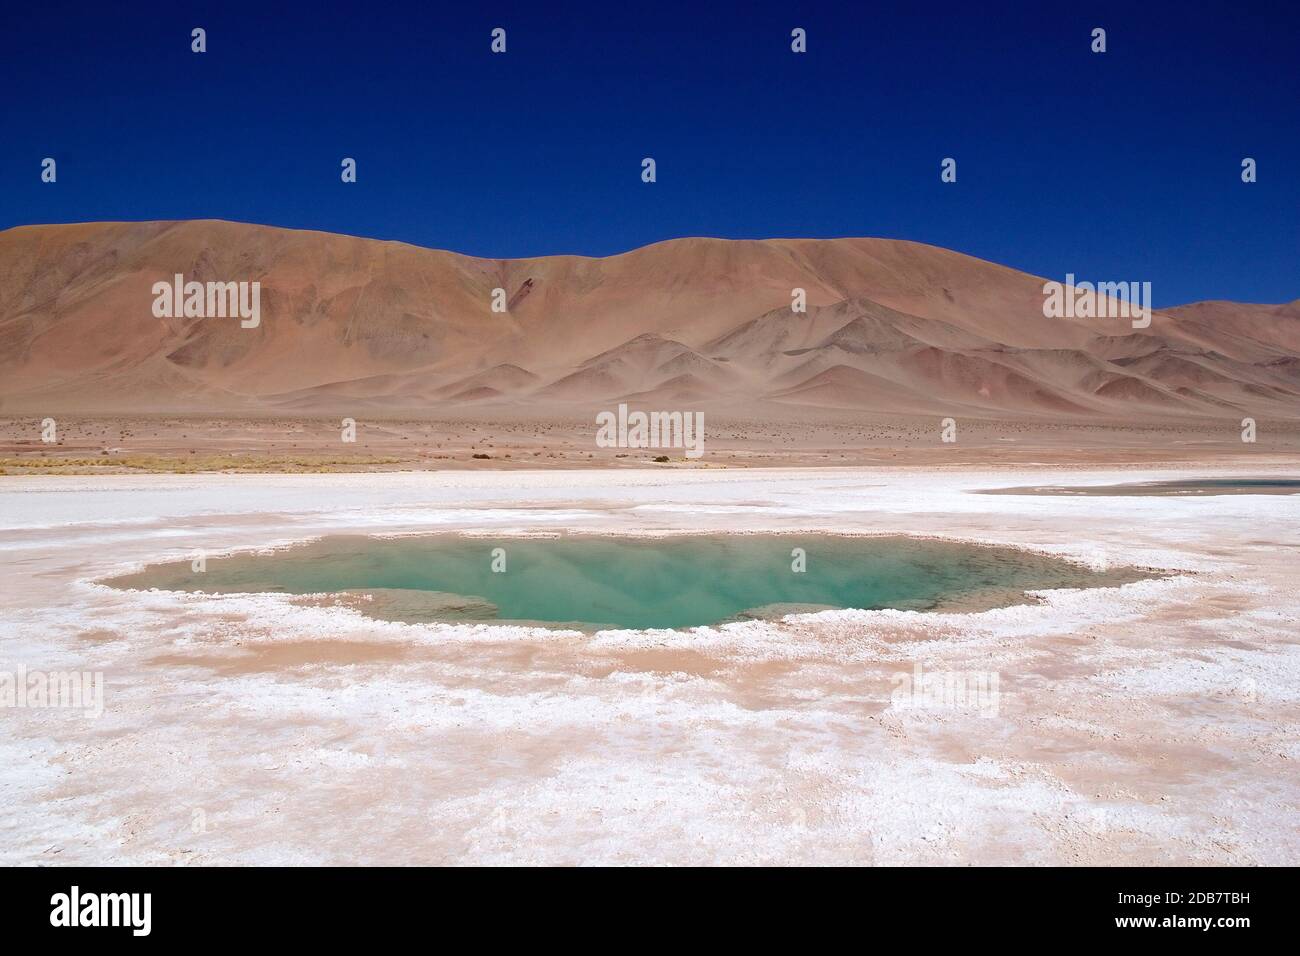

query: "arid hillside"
left=1, top=220, right=1297, bottom=420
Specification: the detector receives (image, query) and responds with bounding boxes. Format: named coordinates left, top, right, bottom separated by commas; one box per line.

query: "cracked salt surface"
left=1, top=466, right=1297, bottom=864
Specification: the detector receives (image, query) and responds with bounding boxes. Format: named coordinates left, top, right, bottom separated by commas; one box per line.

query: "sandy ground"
left=1, top=462, right=1298, bottom=865
left=4, top=414, right=1299, bottom=473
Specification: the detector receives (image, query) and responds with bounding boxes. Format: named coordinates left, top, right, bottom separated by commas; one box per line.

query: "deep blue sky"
left=2, top=1, right=1296, bottom=306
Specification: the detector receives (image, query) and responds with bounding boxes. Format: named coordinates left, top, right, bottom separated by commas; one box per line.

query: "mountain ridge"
left=2, top=220, right=1297, bottom=420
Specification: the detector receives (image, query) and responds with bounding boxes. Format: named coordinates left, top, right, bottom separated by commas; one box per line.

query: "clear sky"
left=2, top=0, right=1296, bottom=306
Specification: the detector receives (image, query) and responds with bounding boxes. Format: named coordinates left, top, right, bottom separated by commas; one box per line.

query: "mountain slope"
left=0, top=220, right=1296, bottom=420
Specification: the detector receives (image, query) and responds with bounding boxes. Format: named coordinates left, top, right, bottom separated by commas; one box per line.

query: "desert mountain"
left=1, top=220, right=1297, bottom=420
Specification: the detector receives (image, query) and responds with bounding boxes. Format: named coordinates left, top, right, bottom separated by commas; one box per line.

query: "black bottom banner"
left=0, top=865, right=1284, bottom=943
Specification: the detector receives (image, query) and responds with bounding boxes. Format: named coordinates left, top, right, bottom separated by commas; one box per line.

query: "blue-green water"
left=107, top=534, right=1151, bottom=630
left=979, top=477, right=1300, bottom=497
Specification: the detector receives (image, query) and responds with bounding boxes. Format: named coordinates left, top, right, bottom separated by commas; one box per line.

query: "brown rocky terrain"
left=1, top=220, right=1297, bottom=421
